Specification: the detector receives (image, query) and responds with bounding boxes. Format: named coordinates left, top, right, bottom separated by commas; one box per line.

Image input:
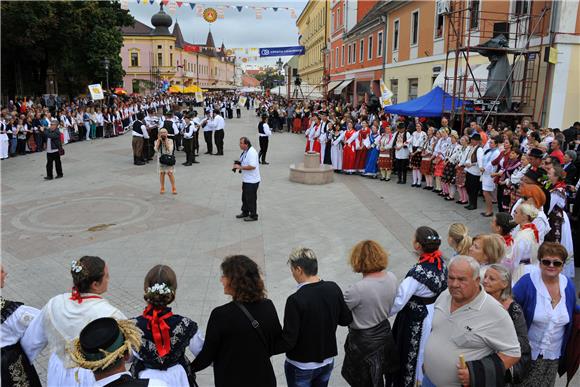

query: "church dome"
left=151, top=5, right=172, bottom=35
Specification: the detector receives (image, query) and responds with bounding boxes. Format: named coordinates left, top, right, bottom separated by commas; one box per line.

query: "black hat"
left=79, top=318, right=124, bottom=361
left=261, top=113, right=269, bottom=119
left=528, top=148, right=545, bottom=159
left=319, top=110, right=328, bottom=116
left=470, top=133, right=482, bottom=141
left=397, top=122, right=406, bottom=129
left=523, top=167, right=547, bottom=184
left=164, top=111, right=173, bottom=117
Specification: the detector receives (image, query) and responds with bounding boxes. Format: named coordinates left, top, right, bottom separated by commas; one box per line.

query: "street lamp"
left=101, top=58, right=110, bottom=91
left=276, top=57, right=283, bottom=98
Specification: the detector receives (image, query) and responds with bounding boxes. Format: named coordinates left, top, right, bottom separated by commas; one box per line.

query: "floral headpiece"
left=146, top=283, right=172, bottom=295
left=71, top=260, right=83, bottom=273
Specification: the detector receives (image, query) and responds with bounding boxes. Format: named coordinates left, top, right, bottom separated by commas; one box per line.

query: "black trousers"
left=466, top=172, right=481, bottom=208
left=258, top=136, right=269, bottom=163
left=214, top=129, right=224, bottom=155
left=194, top=130, right=200, bottom=154
left=496, top=183, right=506, bottom=212
left=183, top=138, right=195, bottom=164
left=395, top=158, right=409, bottom=183
left=241, top=182, right=259, bottom=217
left=46, top=152, right=63, bottom=178
left=174, top=133, right=182, bottom=151
left=204, top=131, right=213, bottom=154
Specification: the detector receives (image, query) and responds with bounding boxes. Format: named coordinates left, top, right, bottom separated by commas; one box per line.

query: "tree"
left=1, top=1, right=134, bottom=98
left=255, top=67, right=284, bottom=90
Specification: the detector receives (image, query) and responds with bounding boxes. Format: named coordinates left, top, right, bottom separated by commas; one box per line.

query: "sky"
left=128, top=0, right=307, bottom=68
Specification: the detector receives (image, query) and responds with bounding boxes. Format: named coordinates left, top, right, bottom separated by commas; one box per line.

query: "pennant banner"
left=255, top=7, right=262, bottom=20
left=217, top=6, right=224, bottom=19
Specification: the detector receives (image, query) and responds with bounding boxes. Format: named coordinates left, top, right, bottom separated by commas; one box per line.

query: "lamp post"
left=276, top=57, right=283, bottom=98
left=101, top=59, right=110, bottom=92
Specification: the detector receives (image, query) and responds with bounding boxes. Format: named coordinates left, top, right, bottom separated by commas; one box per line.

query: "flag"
left=120, top=0, right=129, bottom=10
left=236, top=5, right=243, bottom=12
left=217, top=6, right=224, bottom=18
left=184, top=44, right=201, bottom=52
left=195, top=4, right=203, bottom=16
left=255, top=7, right=262, bottom=19
left=290, top=8, right=296, bottom=18
left=273, top=7, right=278, bottom=12
left=162, top=0, right=169, bottom=5
left=189, top=3, right=195, bottom=10
left=136, top=0, right=140, bottom=4
left=176, top=2, right=182, bottom=7
left=167, top=1, right=176, bottom=14
left=149, top=0, right=155, bottom=4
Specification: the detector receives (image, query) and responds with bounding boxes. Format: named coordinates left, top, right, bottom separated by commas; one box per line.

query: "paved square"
left=2, top=109, right=577, bottom=386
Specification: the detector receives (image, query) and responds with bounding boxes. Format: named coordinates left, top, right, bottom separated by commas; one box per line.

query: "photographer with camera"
left=233, top=137, right=261, bottom=222
left=155, top=128, right=177, bottom=195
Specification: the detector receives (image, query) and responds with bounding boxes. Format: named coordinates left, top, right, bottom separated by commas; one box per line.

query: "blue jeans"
left=285, top=360, right=334, bottom=387
left=422, top=374, right=437, bottom=387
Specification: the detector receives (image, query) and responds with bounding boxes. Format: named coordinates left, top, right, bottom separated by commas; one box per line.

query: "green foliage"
left=1, top=0, right=134, bottom=97
left=255, top=67, right=285, bottom=90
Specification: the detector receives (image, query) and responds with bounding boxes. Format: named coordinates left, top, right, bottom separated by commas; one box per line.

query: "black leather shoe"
left=134, top=161, right=145, bottom=165
left=262, top=161, right=270, bottom=165
left=44, top=176, right=53, bottom=180
left=236, top=213, right=249, bottom=219
left=192, top=160, right=200, bottom=164
left=465, top=205, right=476, bottom=210
left=182, top=162, right=192, bottom=166
left=244, top=216, right=258, bottom=222
left=55, top=175, right=63, bottom=179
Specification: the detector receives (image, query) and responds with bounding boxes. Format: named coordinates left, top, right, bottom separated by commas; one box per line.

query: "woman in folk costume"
left=432, top=128, right=451, bottom=194
left=355, top=120, right=371, bottom=173
left=410, top=122, right=427, bottom=187
left=441, top=131, right=461, bottom=201
left=508, top=203, right=541, bottom=283
left=494, top=147, right=523, bottom=212
left=389, top=226, right=448, bottom=387
left=511, top=182, right=551, bottom=244
left=420, top=126, right=437, bottom=190
left=378, top=124, right=395, bottom=181
left=330, top=122, right=345, bottom=172
left=342, top=121, right=359, bottom=174
left=1, top=265, right=42, bottom=387
left=131, top=265, right=204, bottom=386
left=545, top=165, right=575, bottom=278
left=301, top=109, right=311, bottom=133
left=304, top=114, right=321, bottom=153
left=21, top=256, right=126, bottom=387
left=363, top=123, right=381, bottom=178
left=390, top=122, right=412, bottom=184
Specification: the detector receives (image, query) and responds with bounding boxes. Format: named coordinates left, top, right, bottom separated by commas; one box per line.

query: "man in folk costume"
left=69, top=318, right=167, bottom=387
left=317, top=111, right=331, bottom=164
left=305, top=114, right=321, bottom=153
left=132, top=112, right=149, bottom=166
left=354, top=121, right=371, bottom=173
left=181, top=114, right=198, bottom=166
left=342, top=122, right=359, bottom=174
left=391, top=122, right=412, bottom=184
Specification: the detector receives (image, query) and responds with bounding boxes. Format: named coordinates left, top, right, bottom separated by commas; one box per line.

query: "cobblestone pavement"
left=2, top=108, right=577, bottom=386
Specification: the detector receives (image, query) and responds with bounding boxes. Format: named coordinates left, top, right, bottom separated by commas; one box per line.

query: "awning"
left=334, top=79, right=353, bottom=95
left=326, top=80, right=343, bottom=93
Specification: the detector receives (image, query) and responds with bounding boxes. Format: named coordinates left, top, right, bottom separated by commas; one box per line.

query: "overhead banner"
left=88, top=84, right=104, bottom=100
left=259, top=46, right=305, bottom=57
left=194, top=91, right=204, bottom=103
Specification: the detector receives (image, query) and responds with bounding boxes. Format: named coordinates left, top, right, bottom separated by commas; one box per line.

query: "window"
left=335, top=47, right=339, bottom=68
left=353, top=42, right=357, bottom=63
left=377, top=31, right=383, bottom=57
left=169, top=53, right=173, bottom=67
left=348, top=44, right=352, bottom=64
left=435, top=2, right=444, bottom=39
left=130, top=52, right=139, bottom=67
left=390, top=79, right=398, bottom=104
left=360, top=39, right=364, bottom=63
left=337, top=8, right=341, bottom=28
left=408, top=78, right=418, bottom=100
left=368, top=35, right=373, bottom=60
left=514, top=0, right=529, bottom=16
left=341, top=45, right=345, bottom=66
left=157, top=53, right=163, bottom=66
left=411, top=11, right=419, bottom=45
left=393, top=20, right=400, bottom=51
left=157, top=45, right=162, bottom=49
left=470, top=0, right=480, bottom=29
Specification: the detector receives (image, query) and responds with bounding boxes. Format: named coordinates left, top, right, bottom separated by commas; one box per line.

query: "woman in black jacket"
left=191, top=255, right=282, bottom=387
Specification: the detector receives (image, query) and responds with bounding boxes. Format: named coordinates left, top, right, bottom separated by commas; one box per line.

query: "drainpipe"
left=381, top=14, right=387, bottom=83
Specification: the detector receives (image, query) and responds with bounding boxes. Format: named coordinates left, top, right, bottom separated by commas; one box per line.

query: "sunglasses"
left=540, top=259, right=564, bottom=268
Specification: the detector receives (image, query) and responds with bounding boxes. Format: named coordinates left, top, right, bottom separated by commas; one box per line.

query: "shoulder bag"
left=159, top=141, right=176, bottom=166
left=235, top=302, right=268, bottom=349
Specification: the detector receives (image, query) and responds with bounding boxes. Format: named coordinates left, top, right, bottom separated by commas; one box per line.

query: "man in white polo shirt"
left=233, top=137, right=260, bottom=222
left=423, top=255, right=521, bottom=387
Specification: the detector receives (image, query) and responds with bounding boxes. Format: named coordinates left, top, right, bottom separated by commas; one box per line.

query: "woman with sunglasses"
left=513, top=242, right=576, bottom=387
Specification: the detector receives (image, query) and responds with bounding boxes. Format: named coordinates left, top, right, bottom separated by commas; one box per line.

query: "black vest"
left=163, top=119, right=174, bottom=136
left=132, top=120, right=143, bottom=135
left=258, top=122, right=265, bottom=134
left=104, top=374, right=150, bottom=387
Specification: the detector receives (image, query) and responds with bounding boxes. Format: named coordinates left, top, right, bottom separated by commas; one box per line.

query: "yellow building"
left=296, top=0, right=331, bottom=88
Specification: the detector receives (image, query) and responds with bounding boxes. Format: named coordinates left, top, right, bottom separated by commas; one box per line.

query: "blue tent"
left=384, top=86, right=463, bottom=117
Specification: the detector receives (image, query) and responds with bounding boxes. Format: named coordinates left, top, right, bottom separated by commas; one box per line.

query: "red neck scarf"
left=521, top=223, right=539, bottom=243
left=503, top=234, right=514, bottom=247
left=69, top=287, right=102, bottom=304
left=142, top=305, right=174, bottom=357
left=419, top=250, right=443, bottom=270
left=553, top=181, right=566, bottom=190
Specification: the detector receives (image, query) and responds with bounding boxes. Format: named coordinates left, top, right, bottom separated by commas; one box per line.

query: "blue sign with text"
left=259, top=46, right=305, bottom=57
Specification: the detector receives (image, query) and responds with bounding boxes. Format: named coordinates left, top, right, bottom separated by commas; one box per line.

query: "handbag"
left=59, top=147, right=65, bottom=156
left=235, top=302, right=268, bottom=349
left=159, top=141, right=175, bottom=166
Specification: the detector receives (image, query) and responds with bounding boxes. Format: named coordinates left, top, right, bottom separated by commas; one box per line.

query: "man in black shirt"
left=275, top=248, right=352, bottom=387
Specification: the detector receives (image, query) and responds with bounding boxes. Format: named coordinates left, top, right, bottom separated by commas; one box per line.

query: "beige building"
left=296, top=0, right=331, bottom=88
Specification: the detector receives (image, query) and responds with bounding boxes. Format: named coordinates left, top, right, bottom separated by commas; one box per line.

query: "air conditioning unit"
left=437, top=0, right=449, bottom=15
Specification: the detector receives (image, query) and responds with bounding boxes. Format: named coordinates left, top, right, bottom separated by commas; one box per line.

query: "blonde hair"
left=448, top=223, right=472, bottom=255
left=472, top=234, right=506, bottom=265
left=348, top=240, right=388, bottom=273
left=518, top=203, right=539, bottom=221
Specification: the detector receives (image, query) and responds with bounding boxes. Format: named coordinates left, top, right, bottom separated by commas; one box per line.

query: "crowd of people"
left=1, top=222, right=578, bottom=387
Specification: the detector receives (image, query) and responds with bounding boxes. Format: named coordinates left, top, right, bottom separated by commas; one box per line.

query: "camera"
left=232, top=160, right=242, bottom=173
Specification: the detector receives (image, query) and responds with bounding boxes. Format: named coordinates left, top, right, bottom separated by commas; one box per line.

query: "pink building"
left=121, top=4, right=236, bottom=93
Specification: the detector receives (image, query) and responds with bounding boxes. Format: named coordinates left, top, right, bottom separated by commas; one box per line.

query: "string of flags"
left=119, top=0, right=298, bottom=20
